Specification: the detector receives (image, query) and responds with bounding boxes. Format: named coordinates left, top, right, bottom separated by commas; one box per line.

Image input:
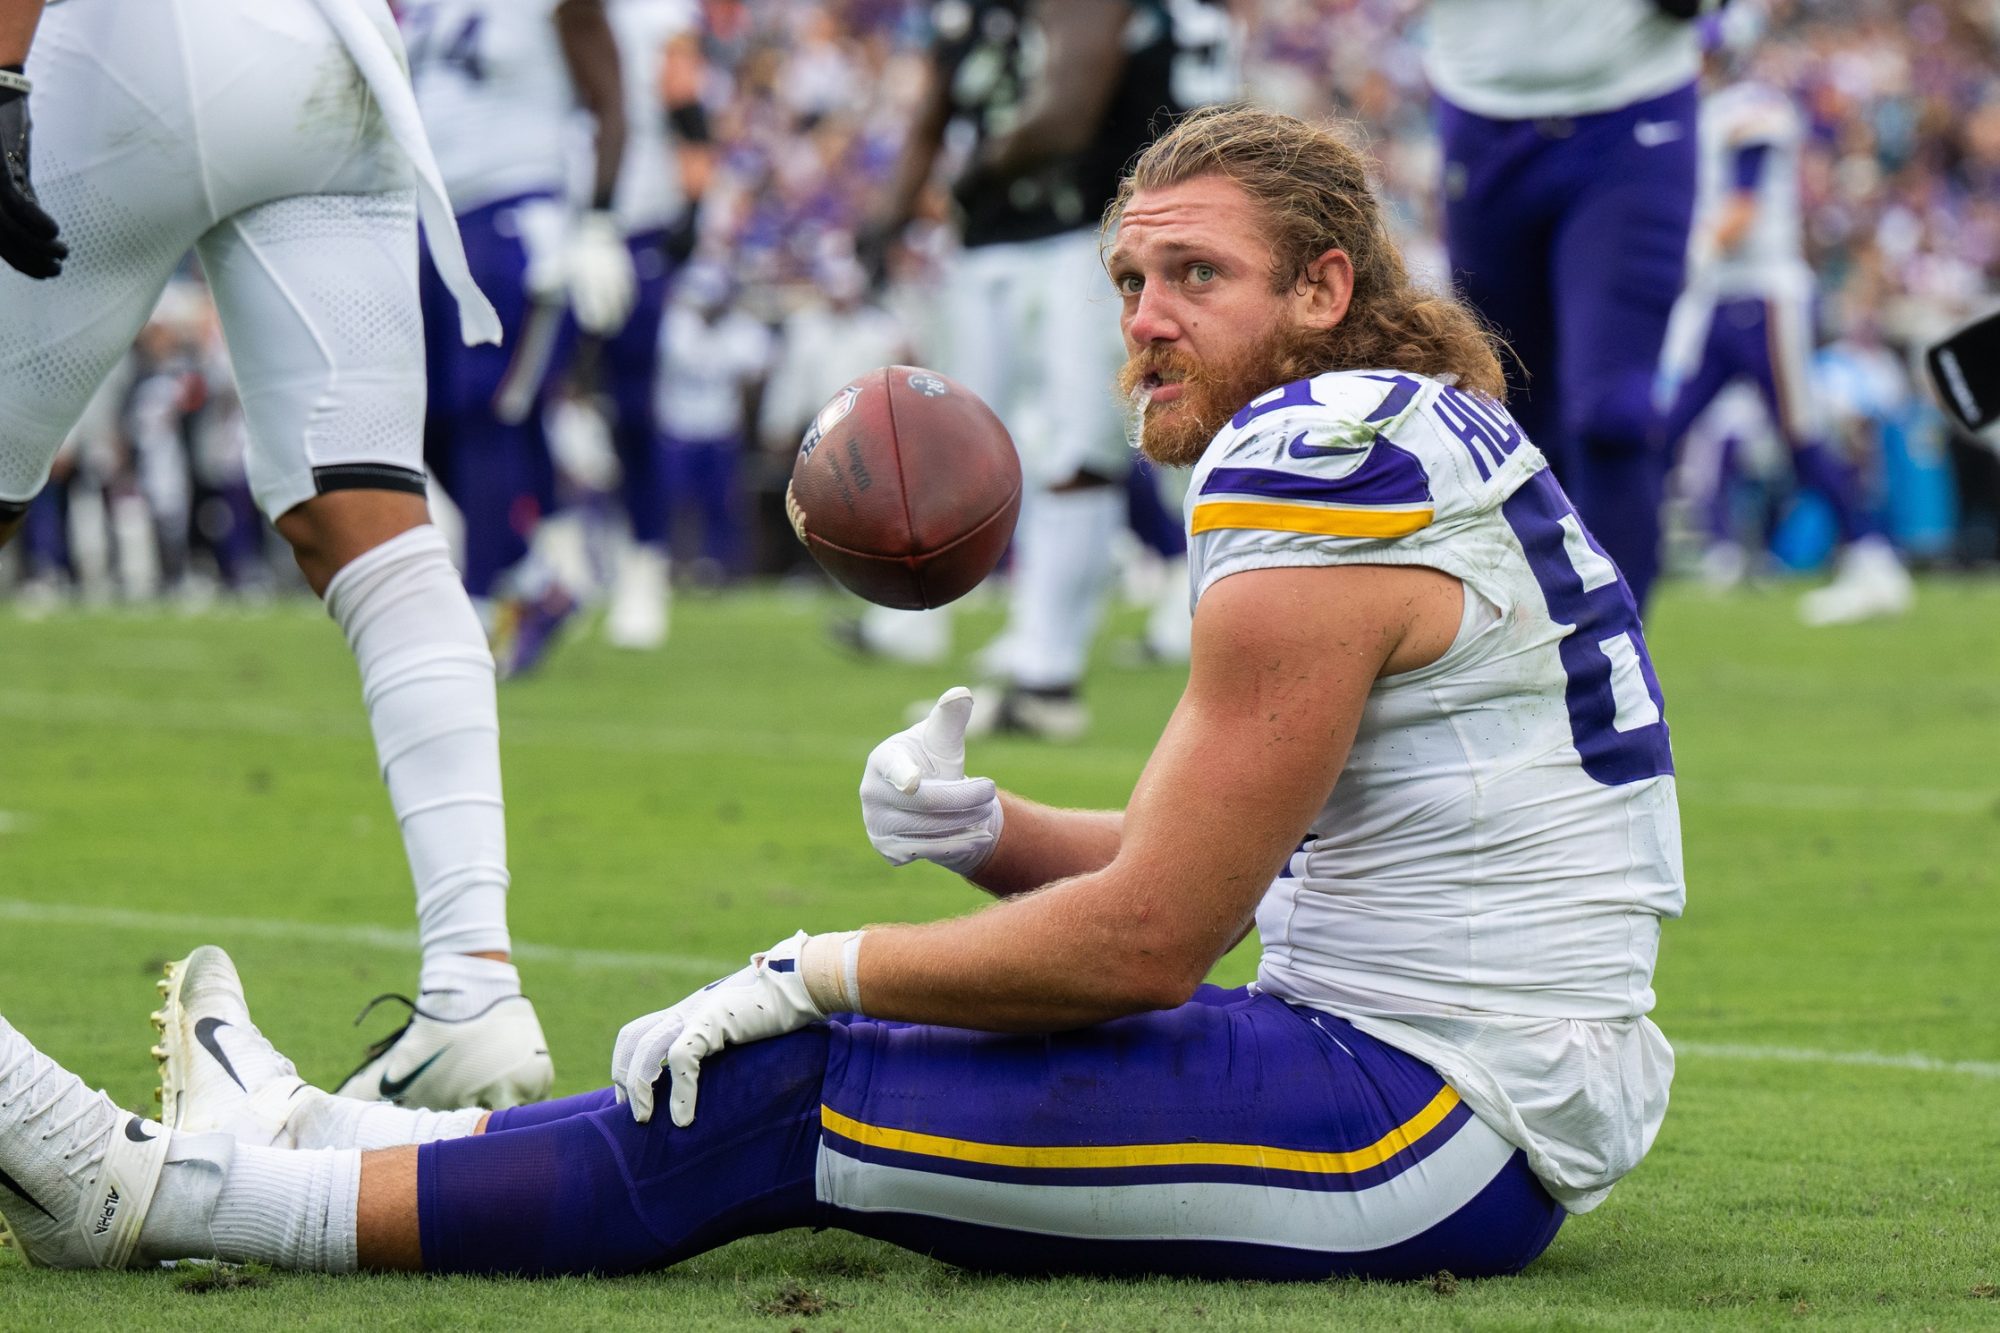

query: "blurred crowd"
left=7, top=0, right=2000, bottom=607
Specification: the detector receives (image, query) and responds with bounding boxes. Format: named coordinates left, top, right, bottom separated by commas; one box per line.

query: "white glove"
left=512, top=197, right=571, bottom=302
left=565, top=210, right=637, bottom=335
left=617, top=931, right=852, bottom=1126
left=861, top=686, right=1004, bottom=877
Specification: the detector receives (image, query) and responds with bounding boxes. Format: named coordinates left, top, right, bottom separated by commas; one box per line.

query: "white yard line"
left=0, top=897, right=730, bottom=977
left=1676, top=1041, right=2000, bottom=1080
left=3, top=896, right=1994, bottom=1079
left=1684, top=783, right=1997, bottom=816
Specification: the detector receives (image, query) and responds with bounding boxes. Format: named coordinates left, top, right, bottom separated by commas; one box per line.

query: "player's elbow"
left=1114, top=947, right=1212, bottom=1013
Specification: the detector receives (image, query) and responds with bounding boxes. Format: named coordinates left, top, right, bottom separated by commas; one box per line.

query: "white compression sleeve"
left=324, top=526, right=511, bottom=960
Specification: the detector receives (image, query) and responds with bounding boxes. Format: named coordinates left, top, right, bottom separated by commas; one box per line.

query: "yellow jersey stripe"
left=819, top=1085, right=1461, bottom=1175
left=1191, top=499, right=1434, bottom=539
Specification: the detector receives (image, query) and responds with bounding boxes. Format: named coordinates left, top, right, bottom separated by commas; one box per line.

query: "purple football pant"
left=1439, top=82, right=1699, bottom=610
left=1658, top=294, right=1876, bottom=544
left=418, top=194, right=561, bottom=598
left=662, top=432, right=744, bottom=573
left=420, top=987, right=1564, bottom=1280
left=591, top=231, right=674, bottom=549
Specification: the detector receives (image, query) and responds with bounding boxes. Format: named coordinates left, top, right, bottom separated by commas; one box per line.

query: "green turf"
left=2, top=580, right=1997, bottom=1329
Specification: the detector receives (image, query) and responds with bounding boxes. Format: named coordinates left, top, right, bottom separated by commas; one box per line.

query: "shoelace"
left=346, top=992, right=454, bottom=1062
left=0, top=1035, right=112, bottom=1189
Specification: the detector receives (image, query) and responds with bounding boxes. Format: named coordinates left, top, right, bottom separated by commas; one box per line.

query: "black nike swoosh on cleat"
left=195, top=1017, right=247, bottom=1092
left=123, top=1118, right=156, bottom=1143
left=0, top=1164, right=57, bottom=1222
left=378, top=1050, right=448, bottom=1101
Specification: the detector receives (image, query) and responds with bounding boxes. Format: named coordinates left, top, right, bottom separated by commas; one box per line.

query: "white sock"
left=419, top=952, right=522, bottom=1020
left=140, top=1136, right=360, bottom=1274
left=1144, top=553, right=1193, bottom=663
left=324, top=526, right=511, bottom=961
left=1006, top=486, right=1121, bottom=690
left=209, top=1145, right=361, bottom=1273
left=290, top=1089, right=486, bottom=1152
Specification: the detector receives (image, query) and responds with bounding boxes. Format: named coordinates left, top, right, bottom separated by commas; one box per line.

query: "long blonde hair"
left=1107, top=105, right=1507, bottom=399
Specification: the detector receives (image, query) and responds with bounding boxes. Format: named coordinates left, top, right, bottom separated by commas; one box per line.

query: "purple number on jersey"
left=1503, top=470, right=1674, bottom=786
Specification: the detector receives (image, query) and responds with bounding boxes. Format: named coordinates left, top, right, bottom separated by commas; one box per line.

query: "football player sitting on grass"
left=0, top=106, right=1682, bottom=1283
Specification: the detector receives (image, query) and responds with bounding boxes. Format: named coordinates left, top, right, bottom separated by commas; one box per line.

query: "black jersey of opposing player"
left=932, top=0, right=1236, bottom=249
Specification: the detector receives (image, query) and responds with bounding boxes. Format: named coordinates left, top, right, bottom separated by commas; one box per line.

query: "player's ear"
left=1296, top=248, right=1354, bottom=330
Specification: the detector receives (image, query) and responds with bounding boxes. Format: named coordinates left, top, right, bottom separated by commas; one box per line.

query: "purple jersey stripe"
left=1200, top=440, right=1433, bottom=510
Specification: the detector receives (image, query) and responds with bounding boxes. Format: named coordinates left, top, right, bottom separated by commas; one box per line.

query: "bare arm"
left=964, top=796, right=1123, bottom=898
left=868, top=50, right=954, bottom=238
left=853, top=563, right=1459, bottom=1031
left=964, top=0, right=1130, bottom=186
left=554, top=0, right=625, bottom=209
left=662, top=31, right=713, bottom=200
left=0, top=0, right=45, bottom=65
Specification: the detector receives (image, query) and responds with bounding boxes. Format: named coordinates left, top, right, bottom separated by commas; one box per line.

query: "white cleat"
left=959, top=685, right=1090, bottom=743
left=154, top=946, right=312, bottom=1149
left=335, top=995, right=553, bottom=1111
left=605, top=543, right=671, bottom=650
left=1799, top=539, right=1915, bottom=627
left=0, top=1016, right=170, bottom=1269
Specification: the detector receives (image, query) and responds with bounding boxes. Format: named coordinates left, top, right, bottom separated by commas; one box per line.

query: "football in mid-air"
left=786, top=366, right=1022, bottom=610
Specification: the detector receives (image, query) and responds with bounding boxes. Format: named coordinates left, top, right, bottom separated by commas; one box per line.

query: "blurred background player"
left=595, top=0, right=715, bottom=651
left=0, top=0, right=552, bottom=1109
left=1427, top=0, right=1710, bottom=611
left=655, top=262, right=774, bottom=589
left=849, top=0, right=1240, bottom=736
left=1654, top=22, right=1914, bottom=625
left=402, top=0, right=633, bottom=673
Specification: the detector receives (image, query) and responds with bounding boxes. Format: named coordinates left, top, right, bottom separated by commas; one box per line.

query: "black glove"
left=853, top=216, right=899, bottom=291
left=0, top=70, right=66, bottom=280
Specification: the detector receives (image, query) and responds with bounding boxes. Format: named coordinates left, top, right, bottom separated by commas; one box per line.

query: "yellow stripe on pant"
left=820, top=1085, right=1461, bottom=1175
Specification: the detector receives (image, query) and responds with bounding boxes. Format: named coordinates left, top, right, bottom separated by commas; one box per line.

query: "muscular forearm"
left=1, top=0, right=47, bottom=65
left=857, top=866, right=1219, bottom=1031
left=875, top=68, right=950, bottom=231
left=967, top=795, right=1122, bottom=897
left=555, top=0, right=625, bottom=209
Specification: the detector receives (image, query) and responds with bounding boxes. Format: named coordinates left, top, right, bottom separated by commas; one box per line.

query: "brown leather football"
left=786, top=366, right=1022, bottom=610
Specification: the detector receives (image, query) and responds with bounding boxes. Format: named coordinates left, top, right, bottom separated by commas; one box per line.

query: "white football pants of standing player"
left=862, top=228, right=1129, bottom=696
left=0, top=0, right=548, bottom=1106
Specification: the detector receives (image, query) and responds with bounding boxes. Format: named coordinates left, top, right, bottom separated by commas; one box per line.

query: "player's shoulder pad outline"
left=1193, top=372, right=1435, bottom=541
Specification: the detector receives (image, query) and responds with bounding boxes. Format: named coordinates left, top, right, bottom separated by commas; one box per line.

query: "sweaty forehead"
left=1110, top=177, right=1264, bottom=266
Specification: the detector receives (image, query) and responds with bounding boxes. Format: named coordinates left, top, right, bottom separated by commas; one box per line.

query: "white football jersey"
left=1188, top=370, right=1685, bottom=1212
left=401, top=0, right=571, bottom=214
left=1689, top=80, right=1808, bottom=293
left=1423, top=0, right=1698, bottom=119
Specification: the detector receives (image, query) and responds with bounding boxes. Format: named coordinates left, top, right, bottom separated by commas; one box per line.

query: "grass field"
left=2, top=579, right=1998, bottom=1330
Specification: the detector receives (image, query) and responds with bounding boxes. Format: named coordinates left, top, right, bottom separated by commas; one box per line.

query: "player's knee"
left=0, top=495, right=34, bottom=548
left=275, top=489, right=433, bottom=596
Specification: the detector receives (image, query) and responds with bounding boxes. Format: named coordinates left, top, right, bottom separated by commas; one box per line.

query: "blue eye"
left=1189, top=263, right=1216, bottom=284
left=1116, top=274, right=1144, bottom=296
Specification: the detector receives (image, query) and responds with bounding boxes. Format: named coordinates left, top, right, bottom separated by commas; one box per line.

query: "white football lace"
left=0, top=1036, right=114, bottom=1187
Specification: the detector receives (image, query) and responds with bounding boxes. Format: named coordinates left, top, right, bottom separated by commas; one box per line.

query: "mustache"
left=1115, top=348, right=1209, bottom=403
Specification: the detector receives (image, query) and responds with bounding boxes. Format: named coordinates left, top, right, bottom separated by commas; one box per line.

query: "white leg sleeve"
left=324, top=525, right=511, bottom=960
left=1006, top=486, right=1123, bottom=691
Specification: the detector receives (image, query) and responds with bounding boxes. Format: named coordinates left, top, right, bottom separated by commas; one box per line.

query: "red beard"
left=1117, top=321, right=1328, bottom=467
